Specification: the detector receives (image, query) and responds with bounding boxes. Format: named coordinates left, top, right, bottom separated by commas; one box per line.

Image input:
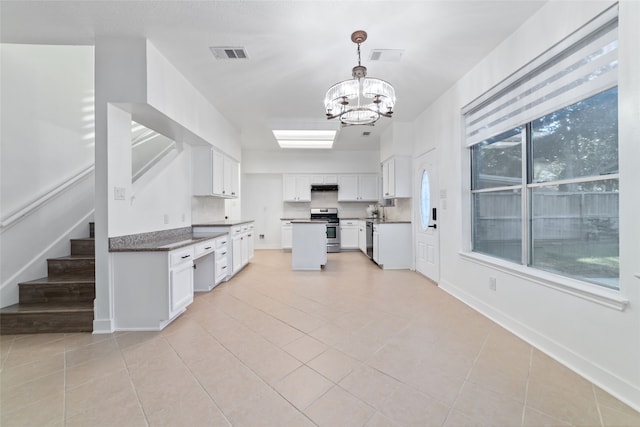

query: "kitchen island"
left=291, top=220, right=327, bottom=270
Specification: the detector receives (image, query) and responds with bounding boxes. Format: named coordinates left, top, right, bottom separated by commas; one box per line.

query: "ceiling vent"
left=209, top=47, right=249, bottom=60
left=369, top=49, right=404, bottom=62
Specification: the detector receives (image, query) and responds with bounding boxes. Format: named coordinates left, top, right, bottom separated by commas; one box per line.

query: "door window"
left=420, top=170, right=431, bottom=230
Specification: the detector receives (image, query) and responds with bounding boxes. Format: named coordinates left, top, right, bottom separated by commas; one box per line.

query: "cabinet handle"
left=205, top=246, right=212, bottom=250
left=221, top=252, right=227, bottom=255
left=222, top=266, right=227, bottom=270
left=181, top=254, right=191, bottom=259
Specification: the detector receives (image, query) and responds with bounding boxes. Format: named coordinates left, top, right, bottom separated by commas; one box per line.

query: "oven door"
left=326, top=223, right=341, bottom=252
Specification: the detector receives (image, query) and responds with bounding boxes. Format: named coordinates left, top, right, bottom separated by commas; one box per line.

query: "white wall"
left=413, top=0, right=640, bottom=409
left=242, top=149, right=380, bottom=174
left=0, top=44, right=95, bottom=307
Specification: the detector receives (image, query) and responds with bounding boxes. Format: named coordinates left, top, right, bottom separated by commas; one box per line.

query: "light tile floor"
left=2, top=250, right=639, bottom=426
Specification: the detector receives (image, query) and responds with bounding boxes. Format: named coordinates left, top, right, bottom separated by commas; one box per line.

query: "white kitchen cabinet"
left=192, top=147, right=239, bottom=198
left=112, top=246, right=195, bottom=330
left=340, top=220, right=359, bottom=250
left=214, top=236, right=229, bottom=284
left=358, top=220, right=367, bottom=253
left=337, top=174, right=379, bottom=201
left=193, top=221, right=254, bottom=279
left=281, top=220, right=292, bottom=250
left=170, top=259, right=195, bottom=315
left=283, top=174, right=311, bottom=202
left=292, top=222, right=327, bottom=270
left=382, top=156, right=412, bottom=199
left=193, top=238, right=216, bottom=292
left=372, top=222, right=412, bottom=269
left=310, top=174, right=338, bottom=185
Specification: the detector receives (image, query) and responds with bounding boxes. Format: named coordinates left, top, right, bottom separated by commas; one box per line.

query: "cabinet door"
left=224, top=156, right=239, bottom=198
left=212, top=150, right=225, bottom=196
left=338, top=175, right=359, bottom=201
left=382, top=160, right=395, bottom=198
left=295, top=175, right=311, bottom=201
left=192, top=147, right=213, bottom=195
left=281, top=222, right=292, bottom=249
left=170, top=261, right=194, bottom=315
left=247, top=231, right=254, bottom=260
left=232, top=236, right=243, bottom=272
left=340, top=226, right=359, bottom=249
left=358, top=175, right=379, bottom=201
left=283, top=175, right=298, bottom=201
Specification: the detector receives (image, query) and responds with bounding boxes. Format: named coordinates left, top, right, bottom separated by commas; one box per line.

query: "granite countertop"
left=109, top=227, right=227, bottom=252
left=192, top=219, right=254, bottom=227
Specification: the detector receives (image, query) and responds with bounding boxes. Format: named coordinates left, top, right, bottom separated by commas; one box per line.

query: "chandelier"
left=324, top=30, right=396, bottom=126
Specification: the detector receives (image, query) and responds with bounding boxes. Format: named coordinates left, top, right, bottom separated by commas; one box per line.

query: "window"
left=465, top=6, right=619, bottom=289
left=420, top=170, right=431, bottom=229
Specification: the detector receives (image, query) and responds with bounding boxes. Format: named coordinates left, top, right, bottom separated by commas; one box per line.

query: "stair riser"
left=48, top=259, right=95, bottom=279
left=0, top=311, right=93, bottom=334
left=20, top=284, right=95, bottom=304
left=71, top=240, right=95, bottom=256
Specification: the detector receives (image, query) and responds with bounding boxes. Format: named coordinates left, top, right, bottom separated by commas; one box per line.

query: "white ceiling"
left=0, top=0, right=546, bottom=151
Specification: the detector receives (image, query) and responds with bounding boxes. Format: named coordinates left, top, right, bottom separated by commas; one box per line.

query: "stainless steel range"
left=310, top=208, right=340, bottom=253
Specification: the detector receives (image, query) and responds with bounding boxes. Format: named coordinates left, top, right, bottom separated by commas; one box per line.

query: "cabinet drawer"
left=194, top=239, right=215, bottom=257
left=215, top=236, right=229, bottom=249
left=341, top=220, right=358, bottom=226
left=215, top=244, right=229, bottom=260
left=170, top=247, right=194, bottom=267
left=232, top=226, right=243, bottom=236
left=216, top=257, right=229, bottom=276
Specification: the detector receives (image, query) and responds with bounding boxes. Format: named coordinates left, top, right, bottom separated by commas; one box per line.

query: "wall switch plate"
left=489, top=277, right=497, bottom=291
left=259, top=234, right=265, bottom=239
left=163, top=214, right=169, bottom=224
left=114, top=187, right=126, bottom=200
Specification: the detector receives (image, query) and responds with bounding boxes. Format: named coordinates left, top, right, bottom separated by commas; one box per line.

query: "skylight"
left=273, top=130, right=336, bottom=149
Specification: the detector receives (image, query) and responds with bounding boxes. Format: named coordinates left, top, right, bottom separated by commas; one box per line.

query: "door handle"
left=432, top=207, right=437, bottom=221
left=428, top=224, right=437, bottom=229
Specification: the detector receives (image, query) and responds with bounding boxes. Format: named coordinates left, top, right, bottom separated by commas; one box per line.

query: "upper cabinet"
left=338, top=174, right=379, bottom=202
left=283, top=174, right=311, bottom=202
left=192, top=147, right=239, bottom=198
left=310, top=175, right=338, bottom=185
left=382, top=156, right=412, bottom=199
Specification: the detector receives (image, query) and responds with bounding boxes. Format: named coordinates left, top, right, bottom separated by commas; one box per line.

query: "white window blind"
left=463, top=5, right=618, bottom=147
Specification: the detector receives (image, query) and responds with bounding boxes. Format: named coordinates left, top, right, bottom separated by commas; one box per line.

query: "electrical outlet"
left=489, top=277, right=497, bottom=291
left=259, top=234, right=265, bottom=239
left=163, top=214, right=169, bottom=224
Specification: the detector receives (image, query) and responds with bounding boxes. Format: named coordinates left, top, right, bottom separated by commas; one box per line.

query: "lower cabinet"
left=170, top=260, right=195, bottom=316
left=193, top=221, right=254, bottom=279
left=281, top=220, right=292, bottom=249
left=372, top=223, right=412, bottom=269
left=112, top=246, right=195, bottom=331
left=340, top=220, right=359, bottom=250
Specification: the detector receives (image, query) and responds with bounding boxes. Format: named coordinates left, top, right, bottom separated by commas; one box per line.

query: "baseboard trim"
left=92, top=318, right=115, bottom=334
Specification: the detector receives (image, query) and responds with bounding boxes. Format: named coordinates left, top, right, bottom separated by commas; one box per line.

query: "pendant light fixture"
left=324, top=30, right=396, bottom=126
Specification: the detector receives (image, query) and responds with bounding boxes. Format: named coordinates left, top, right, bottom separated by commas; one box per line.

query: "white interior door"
left=414, top=150, right=439, bottom=282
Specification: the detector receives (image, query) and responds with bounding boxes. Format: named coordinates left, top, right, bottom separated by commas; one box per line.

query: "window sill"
left=459, top=252, right=629, bottom=311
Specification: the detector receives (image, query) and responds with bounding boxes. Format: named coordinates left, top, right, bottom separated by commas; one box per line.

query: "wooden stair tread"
left=20, top=276, right=95, bottom=285
left=1, top=302, right=94, bottom=313
left=48, top=255, right=95, bottom=261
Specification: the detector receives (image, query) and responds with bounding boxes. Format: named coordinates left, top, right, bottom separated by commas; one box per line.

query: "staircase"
left=0, top=224, right=95, bottom=334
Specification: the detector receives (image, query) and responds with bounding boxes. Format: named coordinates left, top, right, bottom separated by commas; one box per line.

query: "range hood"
left=311, top=184, right=339, bottom=192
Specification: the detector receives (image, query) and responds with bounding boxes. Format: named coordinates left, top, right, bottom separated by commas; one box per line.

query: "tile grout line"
left=593, top=383, right=605, bottom=427
left=441, top=326, right=492, bottom=426
left=520, top=346, right=533, bottom=427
